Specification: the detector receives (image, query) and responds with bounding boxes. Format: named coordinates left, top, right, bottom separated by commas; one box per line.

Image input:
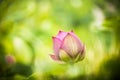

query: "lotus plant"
left=50, top=30, right=85, bottom=64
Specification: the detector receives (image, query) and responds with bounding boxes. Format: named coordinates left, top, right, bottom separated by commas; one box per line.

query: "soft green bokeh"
left=0, top=0, right=120, bottom=80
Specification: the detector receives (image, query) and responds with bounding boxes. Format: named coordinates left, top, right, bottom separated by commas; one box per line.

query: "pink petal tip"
left=50, top=54, right=58, bottom=61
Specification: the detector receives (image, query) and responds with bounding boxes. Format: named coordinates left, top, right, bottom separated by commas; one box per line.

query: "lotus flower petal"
left=59, top=49, right=71, bottom=62
left=69, top=31, right=83, bottom=49
left=78, top=45, right=85, bottom=60
left=61, top=33, right=82, bottom=57
left=52, top=37, right=62, bottom=56
left=56, top=31, right=68, bottom=41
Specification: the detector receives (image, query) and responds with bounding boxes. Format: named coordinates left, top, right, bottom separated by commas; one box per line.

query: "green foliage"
left=0, top=0, right=120, bottom=80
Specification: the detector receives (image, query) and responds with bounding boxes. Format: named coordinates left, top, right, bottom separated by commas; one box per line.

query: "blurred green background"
left=0, top=0, right=120, bottom=80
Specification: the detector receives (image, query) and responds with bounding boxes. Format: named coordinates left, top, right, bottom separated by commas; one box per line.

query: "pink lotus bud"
left=50, top=30, right=85, bottom=63
left=5, top=54, right=16, bottom=64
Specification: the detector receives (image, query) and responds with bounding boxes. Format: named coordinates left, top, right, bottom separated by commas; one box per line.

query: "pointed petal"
left=52, top=37, right=62, bottom=56
left=56, top=31, right=68, bottom=41
left=61, top=33, right=82, bottom=57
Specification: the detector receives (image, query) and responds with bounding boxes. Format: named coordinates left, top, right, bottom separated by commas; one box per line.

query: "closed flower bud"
left=5, top=54, right=16, bottom=64
left=50, top=31, right=85, bottom=64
